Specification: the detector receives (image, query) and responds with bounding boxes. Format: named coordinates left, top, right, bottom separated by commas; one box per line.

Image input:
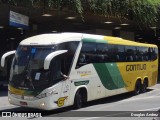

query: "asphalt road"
left=0, top=84, right=160, bottom=120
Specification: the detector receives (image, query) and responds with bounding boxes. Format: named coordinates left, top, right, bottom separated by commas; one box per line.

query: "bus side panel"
left=73, top=63, right=128, bottom=101
left=70, top=64, right=104, bottom=102
left=148, top=59, right=158, bottom=87
left=117, top=62, right=145, bottom=92
left=117, top=60, right=158, bottom=91
left=93, top=63, right=128, bottom=97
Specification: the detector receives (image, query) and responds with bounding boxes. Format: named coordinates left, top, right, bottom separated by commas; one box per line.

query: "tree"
left=1, top=0, right=160, bottom=28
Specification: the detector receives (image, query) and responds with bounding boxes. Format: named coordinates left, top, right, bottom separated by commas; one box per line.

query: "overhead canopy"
left=1, top=0, right=160, bottom=29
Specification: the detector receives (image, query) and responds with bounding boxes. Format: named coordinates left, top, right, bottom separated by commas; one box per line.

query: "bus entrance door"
left=59, top=79, right=71, bottom=107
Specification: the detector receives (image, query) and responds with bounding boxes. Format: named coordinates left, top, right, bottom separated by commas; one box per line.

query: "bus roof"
left=20, top=33, right=83, bottom=45
left=20, top=32, right=157, bottom=48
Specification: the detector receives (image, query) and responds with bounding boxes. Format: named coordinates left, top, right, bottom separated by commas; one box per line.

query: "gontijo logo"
left=57, top=96, right=68, bottom=107
left=126, top=64, right=146, bottom=71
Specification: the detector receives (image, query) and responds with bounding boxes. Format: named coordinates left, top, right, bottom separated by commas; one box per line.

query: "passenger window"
left=125, top=46, right=136, bottom=62
left=58, top=42, right=79, bottom=74
left=96, top=43, right=108, bottom=63
left=151, top=48, right=158, bottom=61
left=76, top=42, right=96, bottom=68
left=136, top=47, right=143, bottom=61
left=141, top=47, right=148, bottom=61
left=108, top=45, right=118, bottom=62
left=117, top=45, right=125, bottom=62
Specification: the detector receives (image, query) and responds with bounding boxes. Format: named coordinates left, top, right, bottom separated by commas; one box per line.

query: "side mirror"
left=1, top=50, right=16, bottom=67
left=44, top=50, right=68, bottom=70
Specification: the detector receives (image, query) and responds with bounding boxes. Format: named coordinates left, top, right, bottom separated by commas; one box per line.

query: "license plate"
left=20, top=101, right=28, bottom=106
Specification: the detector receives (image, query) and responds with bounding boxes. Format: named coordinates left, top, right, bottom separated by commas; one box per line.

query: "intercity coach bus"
left=1, top=33, right=158, bottom=110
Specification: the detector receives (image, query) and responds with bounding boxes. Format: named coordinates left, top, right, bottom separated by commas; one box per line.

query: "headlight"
left=36, top=93, right=47, bottom=99
left=8, top=98, right=11, bottom=102
left=36, top=90, right=57, bottom=99
left=40, top=102, right=45, bottom=108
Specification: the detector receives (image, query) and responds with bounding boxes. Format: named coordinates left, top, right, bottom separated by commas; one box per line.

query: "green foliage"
left=2, top=0, right=160, bottom=28
left=131, top=0, right=160, bottom=28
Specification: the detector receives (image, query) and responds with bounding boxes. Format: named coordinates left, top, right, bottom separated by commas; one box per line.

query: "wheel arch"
left=71, top=85, right=88, bottom=105
left=135, top=77, right=142, bottom=84
left=143, top=77, right=149, bottom=87
left=133, top=78, right=142, bottom=95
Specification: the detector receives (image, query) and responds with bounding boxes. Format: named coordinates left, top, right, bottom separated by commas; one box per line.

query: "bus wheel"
left=141, top=80, right=148, bottom=93
left=74, top=90, right=82, bottom=109
left=133, top=81, right=141, bottom=95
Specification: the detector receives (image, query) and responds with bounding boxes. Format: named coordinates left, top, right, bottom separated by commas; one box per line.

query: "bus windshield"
left=10, top=46, right=55, bottom=90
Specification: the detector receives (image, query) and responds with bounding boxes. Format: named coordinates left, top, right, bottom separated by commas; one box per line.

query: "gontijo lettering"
left=126, top=64, right=146, bottom=71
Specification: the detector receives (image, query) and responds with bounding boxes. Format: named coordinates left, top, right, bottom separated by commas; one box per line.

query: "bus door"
left=60, top=58, right=71, bottom=106
left=54, top=41, right=80, bottom=106
left=49, top=55, right=71, bottom=107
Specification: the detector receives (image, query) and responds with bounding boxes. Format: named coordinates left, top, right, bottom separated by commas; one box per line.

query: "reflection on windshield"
left=10, top=46, right=54, bottom=90
left=10, top=41, right=79, bottom=92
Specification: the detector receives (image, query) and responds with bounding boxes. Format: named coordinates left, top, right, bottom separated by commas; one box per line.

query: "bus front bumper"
left=8, top=92, right=59, bottom=110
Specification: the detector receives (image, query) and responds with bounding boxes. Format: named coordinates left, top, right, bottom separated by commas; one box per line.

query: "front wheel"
left=74, top=90, right=82, bottom=109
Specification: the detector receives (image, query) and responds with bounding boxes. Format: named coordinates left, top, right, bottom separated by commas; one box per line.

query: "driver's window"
left=50, top=56, right=64, bottom=83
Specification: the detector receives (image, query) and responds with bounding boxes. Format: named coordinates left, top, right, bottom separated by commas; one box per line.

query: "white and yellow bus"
left=1, top=33, right=158, bottom=110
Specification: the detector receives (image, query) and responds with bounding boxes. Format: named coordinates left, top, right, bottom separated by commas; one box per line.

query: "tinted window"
left=151, top=48, right=158, bottom=61
left=117, top=45, right=125, bottom=62
left=139, top=47, right=148, bottom=61
left=57, top=42, right=79, bottom=74
left=107, top=45, right=118, bottom=62
left=76, top=42, right=96, bottom=68
left=76, top=42, right=158, bottom=67
left=125, top=46, right=136, bottom=62
left=136, top=47, right=144, bottom=61
left=96, top=43, right=108, bottom=63
left=57, top=42, right=78, bottom=52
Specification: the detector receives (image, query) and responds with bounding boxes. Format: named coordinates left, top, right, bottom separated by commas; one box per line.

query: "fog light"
left=40, top=102, right=45, bottom=107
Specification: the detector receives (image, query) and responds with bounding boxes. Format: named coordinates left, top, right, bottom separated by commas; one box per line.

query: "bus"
left=1, top=33, right=158, bottom=110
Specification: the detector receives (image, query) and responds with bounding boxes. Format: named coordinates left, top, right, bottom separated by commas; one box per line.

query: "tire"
left=141, top=80, right=147, bottom=93
left=74, top=90, right=83, bottom=109
left=133, top=81, right=141, bottom=95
